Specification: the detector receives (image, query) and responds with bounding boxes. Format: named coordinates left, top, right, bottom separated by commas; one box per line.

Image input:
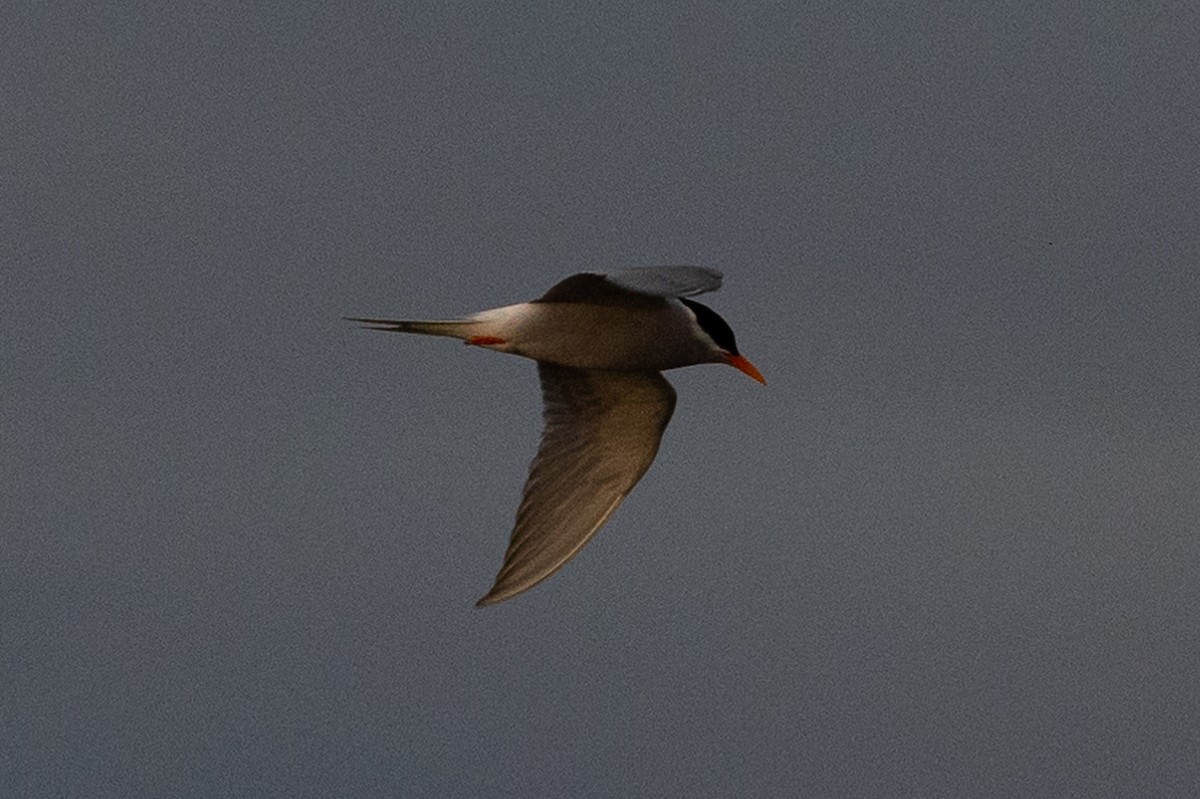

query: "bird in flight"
left=348, top=265, right=764, bottom=606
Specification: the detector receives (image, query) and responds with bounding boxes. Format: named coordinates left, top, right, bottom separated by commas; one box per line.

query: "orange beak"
left=725, top=353, right=766, bottom=385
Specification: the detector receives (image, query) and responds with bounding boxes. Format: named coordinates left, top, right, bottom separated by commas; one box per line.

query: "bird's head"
left=680, top=298, right=766, bottom=385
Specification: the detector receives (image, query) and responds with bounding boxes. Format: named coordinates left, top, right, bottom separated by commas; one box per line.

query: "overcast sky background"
left=5, top=2, right=1200, bottom=796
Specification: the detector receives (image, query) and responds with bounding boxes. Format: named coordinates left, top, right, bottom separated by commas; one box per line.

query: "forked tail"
left=344, top=316, right=482, bottom=340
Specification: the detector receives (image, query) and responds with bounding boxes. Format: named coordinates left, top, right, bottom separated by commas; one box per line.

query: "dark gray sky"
left=5, top=2, right=1199, bottom=796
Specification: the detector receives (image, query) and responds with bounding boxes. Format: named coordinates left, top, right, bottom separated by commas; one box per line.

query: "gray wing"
left=475, top=363, right=677, bottom=606
left=536, top=265, right=722, bottom=305
left=606, top=265, right=722, bottom=297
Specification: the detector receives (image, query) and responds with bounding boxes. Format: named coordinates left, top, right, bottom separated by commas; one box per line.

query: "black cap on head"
left=680, top=298, right=739, bottom=355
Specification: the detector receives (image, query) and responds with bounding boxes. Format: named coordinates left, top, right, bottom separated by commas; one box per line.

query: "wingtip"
left=474, top=589, right=506, bottom=608
left=475, top=577, right=534, bottom=607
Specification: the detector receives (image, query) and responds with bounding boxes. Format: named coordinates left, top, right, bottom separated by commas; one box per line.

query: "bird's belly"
left=507, top=305, right=707, bottom=371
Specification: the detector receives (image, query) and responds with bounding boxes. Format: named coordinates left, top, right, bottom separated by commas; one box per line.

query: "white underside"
left=466, top=301, right=723, bottom=371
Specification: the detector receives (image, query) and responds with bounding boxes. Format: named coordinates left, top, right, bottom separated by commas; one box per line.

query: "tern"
left=348, top=266, right=764, bottom=606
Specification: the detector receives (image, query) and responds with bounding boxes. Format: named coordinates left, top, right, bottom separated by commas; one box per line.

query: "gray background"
left=5, top=2, right=1199, bottom=796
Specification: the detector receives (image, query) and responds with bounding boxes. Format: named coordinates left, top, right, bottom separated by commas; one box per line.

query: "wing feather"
left=476, top=364, right=677, bottom=606
left=606, top=265, right=722, bottom=297
left=535, top=265, right=722, bottom=305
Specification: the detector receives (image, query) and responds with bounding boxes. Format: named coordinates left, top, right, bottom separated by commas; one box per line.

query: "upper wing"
left=606, top=265, right=722, bottom=297
left=475, top=363, right=677, bottom=606
left=536, top=265, right=723, bottom=305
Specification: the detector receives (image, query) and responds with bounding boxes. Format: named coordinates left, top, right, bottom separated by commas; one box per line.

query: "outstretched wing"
left=536, top=265, right=723, bottom=306
left=476, top=363, right=677, bottom=606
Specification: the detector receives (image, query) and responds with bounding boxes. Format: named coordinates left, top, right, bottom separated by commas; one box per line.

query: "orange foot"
left=466, top=335, right=506, bottom=346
